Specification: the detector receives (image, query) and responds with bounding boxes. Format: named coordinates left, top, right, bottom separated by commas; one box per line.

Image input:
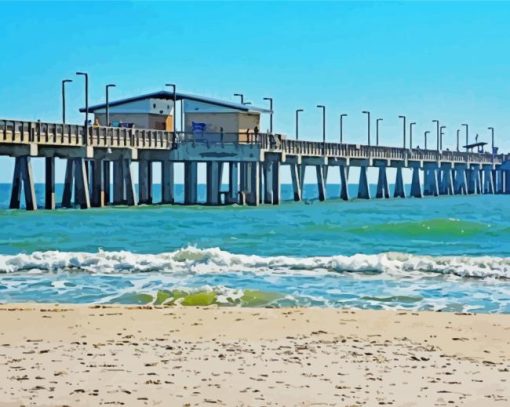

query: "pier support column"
left=495, top=169, right=505, bottom=194
left=423, top=167, right=439, bottom=196
left=410, top=167, right=422, bottom=198
left=122, top=158, right=137, bottom=206
left=206, top=161, right=220, bottom=205
left=467, top=167, right=481, bottom=194
left=272, top=161, right=281, bottom=205
left=247, top=162, right=260, bottom=206
left=45, top=157, right=55, bottom=210
left=339, top=165, right=349, bottom=201
left=138, top=160, right=152, bottom=204
left=505, top=170, right=510, bottom=194
left=453, top=168, right=467, bottom=195
left=113, top=160, right=125, bottom=205
left=228, top=162, right=239, bottom=204
left=357, top=166, right=370, bottom=199
left=10, top=156, right=37, bottom=211
left=263, top=161, right=273, bottom=204
left=290, top=163, right=301, bottom=201
left=184, top=161, right=198, bottom=205
left=316, top=165, right=326, bottom=201
left=394, top=166, right=406, bottom=198
left=483, top=167, right=495, bottom=194
left=73, top=158, right=91, bottom=209
left=299, top=164, right=306, bottom=193
left=91, top=159, right=105, bottom=207
left=103, top=161, right=110, bottom=205
left=439, top=167, right=454, bottom=195
left=161, top=161, right=174, bottom=204
left=375, top=166, right=389, bottom=199
left=62, top=159, right=74, bottom=208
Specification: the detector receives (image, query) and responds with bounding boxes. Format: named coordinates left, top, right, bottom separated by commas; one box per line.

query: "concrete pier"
left=10, top=156, right=36, bottom=210
left=316, top=165, right=326, bottom=201
left=376, top=166, right=390, bottom=199
left=339, top=166, right=349, bottom=201
left=184, top=161, right=198, bottom=205
left=161, top=161, right=174, bottom=204
left=410, top=166, right=422, bottom=198
left=45, top=157, right=55, bottom=210
left=394, top=167, right=406, bottom=198
left=290, top=164, right=301, bottom=201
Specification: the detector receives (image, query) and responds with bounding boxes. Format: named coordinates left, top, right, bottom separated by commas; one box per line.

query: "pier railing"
left=0, top=119, right=504, bottom=165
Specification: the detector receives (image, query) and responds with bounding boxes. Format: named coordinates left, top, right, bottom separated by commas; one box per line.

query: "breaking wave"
left=0, top=247, right=509, bottom=280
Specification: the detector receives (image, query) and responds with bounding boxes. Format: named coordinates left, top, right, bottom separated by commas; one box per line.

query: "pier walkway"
left=1, top=118, right=509, bottom=210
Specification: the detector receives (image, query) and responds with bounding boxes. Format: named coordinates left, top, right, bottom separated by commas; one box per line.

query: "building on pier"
left=84, top=91, right=271, bottom=138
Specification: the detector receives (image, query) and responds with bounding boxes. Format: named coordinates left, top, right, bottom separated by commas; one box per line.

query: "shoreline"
left=0, top=305, right=509, bottom=406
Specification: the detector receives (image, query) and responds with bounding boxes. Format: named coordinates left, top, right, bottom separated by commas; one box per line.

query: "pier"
left=1, top=118, right=509, bottom=210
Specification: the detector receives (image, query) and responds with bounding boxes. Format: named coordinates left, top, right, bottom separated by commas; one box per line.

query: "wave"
left=0, top=247, right=509, bottom=280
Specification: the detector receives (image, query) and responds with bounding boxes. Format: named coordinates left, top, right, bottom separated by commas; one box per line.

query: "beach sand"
left=0, top=305, right=508, bottom=406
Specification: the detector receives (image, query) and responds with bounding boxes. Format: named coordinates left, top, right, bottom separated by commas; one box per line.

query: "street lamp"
left=76, top=72, right=89, bottom=144
left=263, top=97, right=273, bottom=134
left=488, top=126, right=495, bottom=154
left=295, top=109, right=303, bottom=140
left=362, top=111, right=371, bottom=146
left=165, top=83, right=177, bottom=134
left=340, top=113, right=347, bottom=144
left=456, top=129, right=460, bottom=151
left=105, top=84, right=116, bottom=126
left=462, top=123, right=469, bottom=151
left=424, top=131, right=430, bottom=149
left=61, top=79, right=72, bottom=125
left=234, top=93, right=244, bottom=104
left=432, top=120, right=440, bottom=152
left=317, top=105, right=326, bottom=150
left=399, top=115, right=406, bottom=149
left=376, top=118, right=383, bottom=146
left=409, top=122, right=416, bottom=149
left=440, top=125, right=446, bottom=150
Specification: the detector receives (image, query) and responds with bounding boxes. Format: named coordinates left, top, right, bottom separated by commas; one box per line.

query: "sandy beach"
left=0, top=306, right=507, bottom=406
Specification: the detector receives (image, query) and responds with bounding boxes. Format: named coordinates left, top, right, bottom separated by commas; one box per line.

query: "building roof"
left=81, top=91, right=272, bottom=114
left=463, top=142, right=488, bottom=149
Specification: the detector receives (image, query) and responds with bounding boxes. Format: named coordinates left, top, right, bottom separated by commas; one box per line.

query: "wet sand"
left=0, top=305, right=508, bottom=406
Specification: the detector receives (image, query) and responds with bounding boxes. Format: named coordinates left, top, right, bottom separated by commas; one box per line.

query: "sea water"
left=0, top=183, right=510, bottom=313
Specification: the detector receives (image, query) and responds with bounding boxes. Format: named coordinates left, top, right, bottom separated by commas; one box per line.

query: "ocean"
left=0, top=183, right=509, bottom=312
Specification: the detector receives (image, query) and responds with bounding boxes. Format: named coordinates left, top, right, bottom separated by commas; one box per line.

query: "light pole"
left=263, top=97, right=273, bottom=134
left=409, top=122, right=416, bottom=149
left=295, top=109, right=303, bottom=140
left=375, top=118, right=382, bottom=146
left=399, top=115, right=406, bottom=149
left=76, top=72, right=89, bottom=143
left=61, top=79, right=72, bottom=125
left=462, top=123, right=469, bottom=151
left=362, top=111, right=371, bottom=146
left=234, top=93, right=244, bottom=104
left=340, top=113, right=347, bottom=144
left=165, top=83, right=177, bottom=134
left=456, top=129, right=460, bottom=151
left=105, top=84, right=116, bottom=126
left=432, top=120, right=440, bottom=152
left=440, top=125, right=446, bottom=150
left=488, top=126, right=495, bottom=154
left=317, top=105, right=326, bottom=151
left=424, top=131, right=430, bottom=149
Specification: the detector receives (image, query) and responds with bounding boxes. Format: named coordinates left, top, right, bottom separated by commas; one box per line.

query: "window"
left=153, top=103, right=156, bottom=108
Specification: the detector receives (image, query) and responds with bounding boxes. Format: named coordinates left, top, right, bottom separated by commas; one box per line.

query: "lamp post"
left=105, top=84, right=116, bottom=126
left=409, top=122, right=416, bottom=149
left=362, top=111, right=371, bottom=146
left=263, top=97, right=273, bottom=134
left=462, top=123, right=469, bottom=151
left=399, top=115, right=406, bottom=149
left=440, top=125, right=446, bottom=150
left=340, top=113, right=347, bottom=144
left=424, top=131, right=430, bottom=149
left=76, top=72, right=89, bottom=144
left=456, top=129, right=460, bottom=151
left=234, top=93, right=244, bottom=104
left=488, top=126, right=495, bottom=154
left=317, top=105, right=326, bottom=152
left=165, top=83, right=177, bottom=135
left=295, top=109, right=303, bottom=140
left=61, top=79, right=72, bottom=125
left=432, top=120, right=440, bottom=152
left=376, top=118, right=382, bottom=146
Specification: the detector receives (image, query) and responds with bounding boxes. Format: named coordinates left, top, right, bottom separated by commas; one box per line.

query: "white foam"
left=0, top=247, right=509, bottom=280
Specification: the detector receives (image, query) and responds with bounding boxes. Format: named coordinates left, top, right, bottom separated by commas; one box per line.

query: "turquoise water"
left=1, top=183, right=510, bottom=312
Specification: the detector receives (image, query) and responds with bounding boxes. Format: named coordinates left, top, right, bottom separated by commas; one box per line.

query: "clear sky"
left=0, top=1, right=509, bottom=183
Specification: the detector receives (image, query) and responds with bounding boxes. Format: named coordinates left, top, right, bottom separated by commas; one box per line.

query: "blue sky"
left=1, top=1, right=509, bottom=183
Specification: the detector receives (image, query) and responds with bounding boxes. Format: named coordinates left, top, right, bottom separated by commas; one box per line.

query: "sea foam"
left=0, top=247, right=509, bottom=280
